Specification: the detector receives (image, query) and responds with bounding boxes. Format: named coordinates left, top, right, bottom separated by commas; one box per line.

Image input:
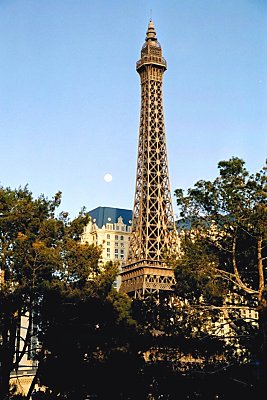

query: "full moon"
left=104, top=173, right=113, bottom=183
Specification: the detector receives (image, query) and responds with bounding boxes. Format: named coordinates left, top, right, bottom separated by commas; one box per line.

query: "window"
left=120, top=235, right=124, bottom=241
left=115, top=254, right=118, bottom=259
left=115, top=249, right=118, bottom=254
left=115, top=235, right=118, bottom=240
left=107, top=248, right=110, bottom=253
left=121, top=243, right=124, bottom=248
left=120, top=254, right=124, bottom=260
left=107, top=234, right=110, bottom=239
left=107, top=241, right=110, bottom=246
left=115, top=242, right=118, bottom=247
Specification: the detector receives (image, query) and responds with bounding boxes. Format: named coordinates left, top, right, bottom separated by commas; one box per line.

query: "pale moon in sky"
left=104, top=173, right=113, bottom=183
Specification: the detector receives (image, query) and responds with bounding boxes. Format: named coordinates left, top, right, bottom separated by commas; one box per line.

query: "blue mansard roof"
left=89, top=206, right=133, bottom=228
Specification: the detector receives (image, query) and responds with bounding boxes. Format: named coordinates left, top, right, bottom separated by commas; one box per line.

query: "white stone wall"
left=81, top=216, right=132, bottom=289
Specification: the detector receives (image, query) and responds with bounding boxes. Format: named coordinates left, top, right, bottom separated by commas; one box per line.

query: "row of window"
left=107, top=248, right=124, bottom=255
left=106, top=224, right=131, bottom=232
left=106, top=234, right=131, bottom=241
left=107, top=242, right=124, bottom=248
left=106, top=254, right=124, bottom=260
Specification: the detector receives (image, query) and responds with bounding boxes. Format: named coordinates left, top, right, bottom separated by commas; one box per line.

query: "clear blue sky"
left=1, top=0, right=266, bottom=218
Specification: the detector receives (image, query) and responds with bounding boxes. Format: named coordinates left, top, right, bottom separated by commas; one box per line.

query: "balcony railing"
left=121, top=259, right=170, bottom=272
left=136, top=55, right=167, bottom=70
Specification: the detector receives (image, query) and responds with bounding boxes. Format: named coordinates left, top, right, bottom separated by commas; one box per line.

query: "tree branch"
left=232, top=234, right=257, bottom=295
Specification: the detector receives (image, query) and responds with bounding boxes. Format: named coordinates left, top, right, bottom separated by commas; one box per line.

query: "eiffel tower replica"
left=120, top=20, right=179, bottom=299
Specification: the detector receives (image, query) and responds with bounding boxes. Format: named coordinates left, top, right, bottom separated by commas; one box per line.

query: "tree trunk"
left=0, top=315, right=19, bottom=399
left=257, top=308, right=267, bottom=394
left=257, top=238, right=264, bottom=302
left=0, top=336, right=13, bottom=399
left=0, top=367, right=11, bottom=400
left=26, top=347, right=45, bottom=400
left=257, top=237, right=267, bottom=391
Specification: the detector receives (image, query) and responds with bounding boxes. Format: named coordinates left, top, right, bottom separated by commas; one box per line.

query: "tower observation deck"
left=119, top=21, right=179, bottom=299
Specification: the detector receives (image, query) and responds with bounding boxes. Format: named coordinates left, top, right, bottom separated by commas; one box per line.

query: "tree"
left=0, top=184, right=152, bottom=400
left=174, top=157, right=267, bottom=391
left=0, top=185, right=93, bottom=399
left=37, top=266, right=151, bottom=400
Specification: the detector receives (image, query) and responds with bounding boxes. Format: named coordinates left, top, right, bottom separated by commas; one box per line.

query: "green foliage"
left=175, top=157, right=267, bottom=297
left=175, top=237, right=224, bottom=305
left=174, top=157, right=267, bottom=389
left=1, top=159, right=265, bottom=398
left=38, top=262, right=147, bottom=399
left=0, top=184, right=149, bottom=399
left=0, top=185, right=98, bottom=399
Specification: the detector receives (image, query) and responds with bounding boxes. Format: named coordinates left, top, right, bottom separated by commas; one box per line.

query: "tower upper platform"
left=136, top=20, right=167, bottom=72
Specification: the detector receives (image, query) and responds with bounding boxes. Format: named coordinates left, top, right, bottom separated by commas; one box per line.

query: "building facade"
left=81, top=207, right=132, bottom=287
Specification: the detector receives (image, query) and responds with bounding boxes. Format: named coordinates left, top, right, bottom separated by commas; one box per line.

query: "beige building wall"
left=81, top=215, right=132, bottom=289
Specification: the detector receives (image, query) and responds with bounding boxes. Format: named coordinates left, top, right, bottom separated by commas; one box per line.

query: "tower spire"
left=146, top=19, right=157, bottom=43
left=119, top=22, right=179, bottom=299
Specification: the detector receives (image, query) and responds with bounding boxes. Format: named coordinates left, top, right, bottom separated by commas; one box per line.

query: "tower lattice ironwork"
left=120, top=20, right=179, bottom=299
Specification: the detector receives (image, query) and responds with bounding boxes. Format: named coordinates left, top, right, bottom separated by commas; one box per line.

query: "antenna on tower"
left=150, top=8, right=152, bottom=21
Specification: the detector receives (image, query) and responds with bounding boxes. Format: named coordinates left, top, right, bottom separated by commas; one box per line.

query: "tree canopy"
left=0, top=186, right=66, bottom=399
left=1, top=158, right=266, bottom=399
left=174, top=157, right=267, bottom=391
left=0, top=185, right=147, bottom=400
